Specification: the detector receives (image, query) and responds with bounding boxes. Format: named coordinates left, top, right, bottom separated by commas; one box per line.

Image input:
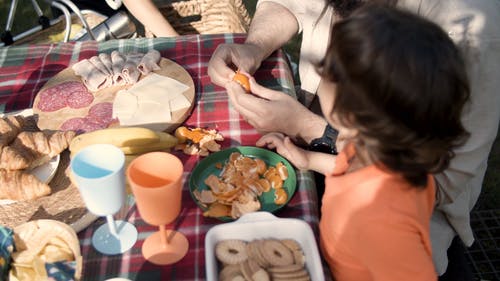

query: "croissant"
left=0, top=131, right=76, bottom=170
left=0, top=146, right=31, bottom=170
left=0, top=115, right=25, bottom=149
left=0, top=169, right=51, bottom=200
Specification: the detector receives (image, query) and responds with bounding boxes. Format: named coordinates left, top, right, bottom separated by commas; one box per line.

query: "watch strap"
left=309, top=124, right=338, bottom=155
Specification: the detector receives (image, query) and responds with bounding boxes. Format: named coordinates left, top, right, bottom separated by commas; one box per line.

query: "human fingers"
left=226, top=81, right=266, bottom=125
left=247, top=77, right=284, bottom=101
left=208, top=45, right=238, bottom=87
left=256, top=132, right=286, bottom=149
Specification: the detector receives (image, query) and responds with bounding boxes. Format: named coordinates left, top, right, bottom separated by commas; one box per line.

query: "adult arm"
left=208, top=1, right=299, bottom=87
left=122, top=0, right=178, bottom=37
left=244, top=1, right=299, bottom=66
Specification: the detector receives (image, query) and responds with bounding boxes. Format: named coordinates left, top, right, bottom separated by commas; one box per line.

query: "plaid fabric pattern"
left=0, top=34, right=320, bottom=280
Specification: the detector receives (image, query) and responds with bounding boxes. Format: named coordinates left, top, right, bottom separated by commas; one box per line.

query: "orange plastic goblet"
left=127, top=152, right=189, bottom=265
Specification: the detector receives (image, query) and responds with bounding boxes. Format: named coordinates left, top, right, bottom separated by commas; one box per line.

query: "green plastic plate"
left=189, top=146, right=297, bottom=222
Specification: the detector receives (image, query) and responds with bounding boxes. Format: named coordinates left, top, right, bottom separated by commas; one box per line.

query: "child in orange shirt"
left=256, top=3, right=470, bottom=280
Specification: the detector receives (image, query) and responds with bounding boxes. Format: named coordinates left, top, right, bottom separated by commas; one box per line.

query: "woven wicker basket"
left=158, top=0, right=251, bottom=35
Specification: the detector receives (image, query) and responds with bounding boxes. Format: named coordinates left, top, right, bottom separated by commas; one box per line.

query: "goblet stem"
left=159, top=224, right=167, bottom=248
left=106, top=214, right=118, bottom=237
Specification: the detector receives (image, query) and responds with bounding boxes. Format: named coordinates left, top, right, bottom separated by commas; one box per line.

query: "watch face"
left=309, top=125, right=339, bottom=154
left=310, top=141, right=337, bottom=154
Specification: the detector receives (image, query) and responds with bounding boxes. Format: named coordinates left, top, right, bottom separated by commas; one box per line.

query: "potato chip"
left=41, top=244, right=74, bottom=263
left=32, top=256, right=48, bottom=279
left=9, top=220, right=82, bottom=280
left=9, top=265, right=36, bottom=281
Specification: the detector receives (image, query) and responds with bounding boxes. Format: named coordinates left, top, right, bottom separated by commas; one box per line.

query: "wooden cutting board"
left=33, top=58, right=195, bottom=133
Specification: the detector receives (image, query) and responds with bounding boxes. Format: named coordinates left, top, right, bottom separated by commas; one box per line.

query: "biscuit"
left=252, top=268, right=270, bottom=281
left=240, top=258, right=269, bottom=281
left=217, top=238, right=311, bottom=281
left=293, top=249, right=305, bottom=266
left=219, top=264, right=244, bottom=281
left=281, top=239, right=302, bottom=252
left=267, top=264, right=304, bottom=273
left=271, top=268, right=309, bottom=279
left=247, top=240, right=270, bottom=268
left=261, top=239, right=294, bottom=267
left=273, top=276, right=311, bottom=281
left=216, top=239, right=248, bottom=265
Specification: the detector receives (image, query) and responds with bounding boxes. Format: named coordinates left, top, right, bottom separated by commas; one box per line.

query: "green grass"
left=0, top=0, right=53, bottom=36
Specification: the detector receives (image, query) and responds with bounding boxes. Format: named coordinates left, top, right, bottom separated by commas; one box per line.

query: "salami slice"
left=66, top=89, right=94, bottom=109
left=59, top=116, right=106, bottom=133
left=87, top=102, right=114, bottom=126
left=59, top=117, right=87, bottom=131
left=78, top=118, right=107, bottom=133
left=36, top=82, right=75, bottom=111
left=36, top=81, right=90, bottom=112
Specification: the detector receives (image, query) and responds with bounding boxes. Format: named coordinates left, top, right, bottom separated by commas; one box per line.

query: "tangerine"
left=232, top=71, right=251, bottom=93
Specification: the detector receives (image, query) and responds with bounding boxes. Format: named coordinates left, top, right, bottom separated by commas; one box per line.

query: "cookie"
left=247, top=240, right=270, bottom=268
left=219, top=264, right=244, bottom=281
left=270, top=265, right=310, bottom=281
left=267, top=264, right=304, bottom=273
left=240, top=258, right=269, bottom=281
left=260, top=239, right=294, bottom=267
left=281, top=239, right=302, bottom=252
left=216, top=239, right=248, bottom=265
left=252, top=268, right=270, bottom=281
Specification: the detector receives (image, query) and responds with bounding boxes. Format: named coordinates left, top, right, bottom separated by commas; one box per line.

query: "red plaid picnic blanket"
left=0, top=34, right=321, bottom=280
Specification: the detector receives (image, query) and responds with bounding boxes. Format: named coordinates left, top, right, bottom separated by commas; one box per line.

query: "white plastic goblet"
left=70, top=144, right=137, bottom=255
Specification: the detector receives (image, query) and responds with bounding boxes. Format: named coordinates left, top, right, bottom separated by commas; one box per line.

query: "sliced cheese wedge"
left=112, top=73, right=191, bottom=128
left=113, top=90, right=138, bottom=120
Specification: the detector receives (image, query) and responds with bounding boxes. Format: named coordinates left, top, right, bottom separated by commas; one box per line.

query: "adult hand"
left=208, top=43, right=264, bottom=88
left=257, top=133, right=310, bottom=170
left=225, top=77, right=326, bottom=142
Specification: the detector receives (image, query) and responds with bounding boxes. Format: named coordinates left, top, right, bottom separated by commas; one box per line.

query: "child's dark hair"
left=317, top=3, right=470, bottom=187
left=324, top=0, right=398, bottom=18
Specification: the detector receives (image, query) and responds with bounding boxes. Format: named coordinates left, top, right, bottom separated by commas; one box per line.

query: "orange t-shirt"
left=319, top=144, right=437, bottom=281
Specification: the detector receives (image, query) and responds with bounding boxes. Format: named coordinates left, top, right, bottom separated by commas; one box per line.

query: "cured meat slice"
left=59, top=117, right=106, bottom=133
left=137, top=49, right=161, bottom=75
left=111, top=50, right=126, bottom=85
left=89, top=56, right=113, bottom=88
left=78, top=119, right=107, bottom=133
left=59, top=117, right=87, bottom=131
left=122, top=53, right=144, bottom=84
left=87, top=102, right=114, bottom=126
left=66, top=89, right=94, bottom=109
left=36, top=88, right=68, bottom=112
left=98, top=53, right=114, bottom=75
left=72, top=58, right=109, bottom=92
left=89, top=56, right=111, bottom=76
left=36, top=81, right=85, bottom=112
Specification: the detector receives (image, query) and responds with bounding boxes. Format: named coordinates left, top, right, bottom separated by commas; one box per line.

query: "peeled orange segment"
left=233, top=71, right=251, bottom=93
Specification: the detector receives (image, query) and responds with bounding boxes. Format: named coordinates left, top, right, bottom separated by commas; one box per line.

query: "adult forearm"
left=123, top=0, right=178, bottom=37
left=296, top=113, right=328, bottom=144
left=245, top=2, right=299, bottom=64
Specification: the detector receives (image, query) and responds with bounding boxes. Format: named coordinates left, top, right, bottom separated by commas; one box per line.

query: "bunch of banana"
left=69, top=127, right=178, bottom=158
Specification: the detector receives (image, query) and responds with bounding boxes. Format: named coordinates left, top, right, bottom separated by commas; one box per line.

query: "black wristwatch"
left=309, top=124, right=339, bottom=155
